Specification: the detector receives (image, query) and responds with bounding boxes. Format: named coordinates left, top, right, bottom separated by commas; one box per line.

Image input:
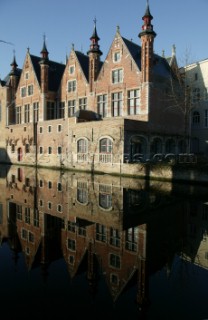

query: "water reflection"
left=0, top=165, right=208, bottom=319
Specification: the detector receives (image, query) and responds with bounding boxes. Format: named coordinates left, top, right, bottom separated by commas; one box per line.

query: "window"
left=46, top=101, right=55, bottom=120
left=127, top=89, right=140, bottom=115
left=24, top=104, right=30, bottom=123
left=69, top=65, right=75, bottom=74
left=110, top=228, right=120, bottom=247
left=48, top=146, right=52, bottom=154
left=110, top=274, right=119, bottom=285
left=48, top=125, right=52, bottom=133
left=99, top=184, right=112, bottom=209
left=57, top=204, right=62, bottom=213
left=96, top=223, right=107, bottom=242
left=57, top=182, right=62, bottom=191
left=33, top=102, right=39, bottom=122
left=17, top=205, right=22, bottom=220
left=68, top=100, right=76, bottom=117
left=39, top=146, right=43, bottom=154
left=97, top=94, right=107, bottom=117
left=109, top=253, right=120, bottom=269
left=114, top=51, right=121, bottom=62
left=99, top=138, right=112, bottom=163
left=28, top=85, right=33, bottom=96
left=125, top=227, right=138, bottom=252
left=16, top=106, right=22, bottom=124
left=25, top=72, right=29, bottom=80
left=21, top=87, right=26, bottom=97
left=67, top=238, right=76, bottom=251
left=57, top=102, right=65, bottom=119
left=112, top=92, right=122, bottom=117
left=77, top=139, right=87, bottom=162
left=25, top=207, right=30, bottom=224
left=57, top=124, right=62, bottom=132
left=57, top=146, right=62, bottom=155
left=39, top=179, right=43, bottom=187
left=194, top=73, right=198, bottom=81
left=79, top=97, right=87, bottom=110
left=48, top=202, right=52, bottom=210
left=25, top=144, right=30, bottom=153
left=192, top=111, right=200, bottom=125
left=112, top=69, right=123, bottom=84
left=68, top=221, right=76, bottom=233
left=22, top=229, right=27, bottom=239
left=68, top=80, right=76, bottom=92
left=29, top=232, right=34, bottom=242
left=39, top=126, right=43, bottom=133
left=48, top=181, right=52, bottom=189
left=77, top=181, right=88, bottom=204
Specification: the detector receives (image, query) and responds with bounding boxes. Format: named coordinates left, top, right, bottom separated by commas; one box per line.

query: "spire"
left=172, top=44, right=176, bottom=56
left=40, top=34, right=49, bottom=63
left=87, top=18, right=102, bottom=56
left=139, top=0, right=156, bottom=38
left=10, top=50, right=18, bottom=76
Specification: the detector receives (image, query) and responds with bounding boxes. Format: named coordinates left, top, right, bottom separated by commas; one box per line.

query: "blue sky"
left=0, top=0, right=208, bottom=78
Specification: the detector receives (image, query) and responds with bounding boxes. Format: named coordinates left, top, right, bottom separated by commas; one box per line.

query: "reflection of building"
left=0, top=3, right=186, bottom=175
left=3, top=164, right=208, bottom=315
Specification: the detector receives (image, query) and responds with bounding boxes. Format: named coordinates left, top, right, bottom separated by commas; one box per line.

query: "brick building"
left=0, top=3, right=186, bottom=174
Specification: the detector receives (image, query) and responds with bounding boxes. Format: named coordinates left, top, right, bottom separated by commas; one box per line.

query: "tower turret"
left=87, top=19, right=102, bottom=92
left=39, top=34, right=49, bottom=93
left=139, top=0, right=156, bottom=83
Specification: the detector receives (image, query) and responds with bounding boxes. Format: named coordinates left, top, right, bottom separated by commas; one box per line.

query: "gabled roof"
left=75, top=50, right=103, bottom=82
left=122, top=36, right=142, bottom=70
left=30, top=54, right=65, bottom=91
left=75, top=51, right=89, bottom=80
left=122, top=36, right=172, bottom=79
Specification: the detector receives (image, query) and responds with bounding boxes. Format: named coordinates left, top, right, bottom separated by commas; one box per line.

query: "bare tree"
left=163, top=46, right=200, bottom=153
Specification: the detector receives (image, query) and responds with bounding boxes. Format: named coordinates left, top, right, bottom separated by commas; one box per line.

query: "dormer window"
left=113, top=51, right=121, bottom=63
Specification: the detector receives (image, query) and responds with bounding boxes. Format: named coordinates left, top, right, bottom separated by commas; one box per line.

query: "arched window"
left=99, top=138, right=112, bottom=163
left=77, top=138, right=87, bottom=162
left=99, top=184, right=112, bottom=210
left=150, top=137, right=162, bottom=155
left=165, top=138, right=176, bottom=153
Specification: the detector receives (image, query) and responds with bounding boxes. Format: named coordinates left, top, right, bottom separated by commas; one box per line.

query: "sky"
left=0, top=0, right=208, bottom=78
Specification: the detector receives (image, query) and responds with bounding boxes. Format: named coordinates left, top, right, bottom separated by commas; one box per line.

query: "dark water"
left=0, top=164, right=208, bottom=320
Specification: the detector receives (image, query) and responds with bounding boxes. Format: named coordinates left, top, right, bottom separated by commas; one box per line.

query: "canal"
left=0, top=164, right=207, bottom=320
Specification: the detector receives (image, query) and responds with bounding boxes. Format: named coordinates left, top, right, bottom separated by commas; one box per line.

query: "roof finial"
left=116, top=25, right=120, bottom=34
left=172, top=44, right=176, bottom=56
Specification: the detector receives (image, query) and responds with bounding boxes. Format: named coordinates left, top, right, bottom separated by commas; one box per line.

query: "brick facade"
left=0, top=3, right=186, bottom=174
